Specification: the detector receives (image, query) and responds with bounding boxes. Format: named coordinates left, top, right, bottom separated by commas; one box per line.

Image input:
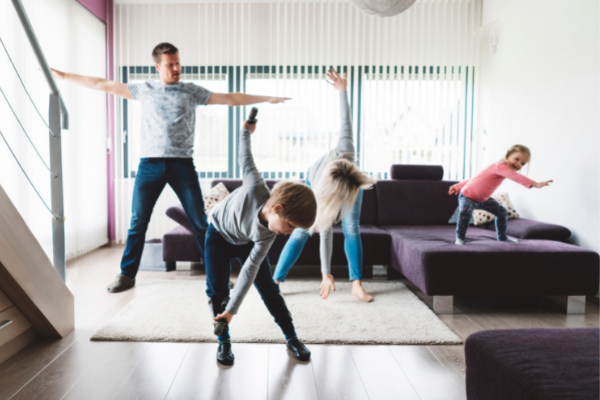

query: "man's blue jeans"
left=120, top=158, right=208, bottom=278
left=273, top=189, right=364, bottom=282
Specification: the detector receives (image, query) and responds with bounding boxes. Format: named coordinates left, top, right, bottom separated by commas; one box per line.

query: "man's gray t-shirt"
left=128, top=81, right=212, bottom=158
left=210, top=128, right=276, bottom=315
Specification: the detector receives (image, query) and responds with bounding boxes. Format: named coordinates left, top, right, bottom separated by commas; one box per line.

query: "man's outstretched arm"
left=207, top=92, right=290, bottom=106
left=51, top=68, right=132, bottom=100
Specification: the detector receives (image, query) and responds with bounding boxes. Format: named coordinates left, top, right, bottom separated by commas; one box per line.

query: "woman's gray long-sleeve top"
left=307, top=91, right=357, bottom=275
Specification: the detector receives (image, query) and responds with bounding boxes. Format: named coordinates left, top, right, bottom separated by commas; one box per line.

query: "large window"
left=120, top=65, right=474, bottom=182
left=360, top=66, right=475, bottom=180
left=244, top=66, right=345, bottom=180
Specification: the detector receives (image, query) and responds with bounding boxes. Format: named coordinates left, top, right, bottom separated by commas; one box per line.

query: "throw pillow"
left=472, top=209, right=496, bottom=225
left=472, top=192, right=519, bottom=226
left=204, top=183, right=230, bottom=215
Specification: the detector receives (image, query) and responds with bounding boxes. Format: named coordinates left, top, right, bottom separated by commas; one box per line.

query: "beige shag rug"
left=91, top=280, right=461, bottom=345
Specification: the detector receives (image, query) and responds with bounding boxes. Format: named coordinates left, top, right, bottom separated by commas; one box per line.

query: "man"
left=51, top=42, right=289, bottom=292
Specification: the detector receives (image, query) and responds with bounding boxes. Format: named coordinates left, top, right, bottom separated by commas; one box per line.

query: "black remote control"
left=248, top=107, right=258, bottom=124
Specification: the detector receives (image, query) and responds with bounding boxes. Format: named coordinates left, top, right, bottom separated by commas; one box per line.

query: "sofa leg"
left=433, top=296, right=454, bottom=314
left=385, top=265, right=403, bottom=280
left=566, top=296, right=586, bottom=315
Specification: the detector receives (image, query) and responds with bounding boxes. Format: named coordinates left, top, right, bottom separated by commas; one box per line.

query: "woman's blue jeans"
left=273, top=188, right=364, bottom=282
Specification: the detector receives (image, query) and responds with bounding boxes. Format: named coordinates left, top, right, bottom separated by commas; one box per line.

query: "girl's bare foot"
left=351, top=280, right=374, bottom=302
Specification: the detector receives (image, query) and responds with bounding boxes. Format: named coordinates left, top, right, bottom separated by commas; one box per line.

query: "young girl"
left=449, top=144, right=552, bottom=245
left=273, top=68, right=377, bottom=302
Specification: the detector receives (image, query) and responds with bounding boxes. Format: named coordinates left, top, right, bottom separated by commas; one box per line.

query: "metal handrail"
left=11, top=0, right=69, bottom=130
left=8, top=0, right=67, bottom=282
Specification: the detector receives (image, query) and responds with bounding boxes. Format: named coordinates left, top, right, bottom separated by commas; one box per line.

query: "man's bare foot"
left=351, top=281, right=374, bottom=302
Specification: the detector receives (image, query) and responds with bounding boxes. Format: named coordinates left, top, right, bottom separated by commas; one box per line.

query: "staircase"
left=0, top=0, right=75, bottom=365
left=0, top=183, right=74, bottom=364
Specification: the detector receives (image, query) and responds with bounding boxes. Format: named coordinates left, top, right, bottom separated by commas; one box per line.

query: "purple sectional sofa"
left=465, top=328, right=599, bottom=400
left=162, top=164, right=599, bottom=314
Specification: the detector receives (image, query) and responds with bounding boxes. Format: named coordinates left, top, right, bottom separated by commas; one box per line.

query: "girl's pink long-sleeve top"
left=453, top=162, right=535, bottom=202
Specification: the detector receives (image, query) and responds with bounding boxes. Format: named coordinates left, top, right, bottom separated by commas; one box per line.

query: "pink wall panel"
left=76, top=0, right=106, bottom=23
left=105, top=0, right=115, bottom=241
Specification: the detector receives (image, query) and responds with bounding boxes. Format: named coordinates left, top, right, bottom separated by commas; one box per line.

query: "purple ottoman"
left=163, top=225, right=202, bottom=264
left=163, top=205, right=202, bottom=264
left=465, top=328, right=600, bottom=400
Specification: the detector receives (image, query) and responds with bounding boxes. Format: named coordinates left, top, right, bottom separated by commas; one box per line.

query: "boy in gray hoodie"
left=206, top=118, right=317, bottom=365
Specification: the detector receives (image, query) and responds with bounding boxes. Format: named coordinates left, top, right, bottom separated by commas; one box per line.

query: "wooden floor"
left=0, top=245, right=598, bottom=400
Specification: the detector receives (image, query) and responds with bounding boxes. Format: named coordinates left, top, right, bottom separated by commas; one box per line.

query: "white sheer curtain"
left=0, top=0, right=108, bottom=260
left=113, top=0, right=480, bottom=242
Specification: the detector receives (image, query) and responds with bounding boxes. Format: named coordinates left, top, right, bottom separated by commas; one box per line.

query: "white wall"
left=477, top=0, right=599, bottom=257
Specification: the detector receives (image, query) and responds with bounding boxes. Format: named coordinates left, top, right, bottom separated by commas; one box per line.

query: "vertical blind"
left=114, top=0, right=481, bottom=243
left=0, top=0, right=108, bottom=260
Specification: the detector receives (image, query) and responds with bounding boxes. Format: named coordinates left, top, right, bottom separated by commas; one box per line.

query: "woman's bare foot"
left=351, top=280, right=374, bottom=302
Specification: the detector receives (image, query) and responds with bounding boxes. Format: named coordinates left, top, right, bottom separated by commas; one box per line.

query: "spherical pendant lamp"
left=349, top=0, right=417, bottom=17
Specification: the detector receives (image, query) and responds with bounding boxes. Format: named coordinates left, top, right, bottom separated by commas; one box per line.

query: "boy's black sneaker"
left=217, top=342, right=234, bottom=366
left=286, top=337, right=311, bottom=362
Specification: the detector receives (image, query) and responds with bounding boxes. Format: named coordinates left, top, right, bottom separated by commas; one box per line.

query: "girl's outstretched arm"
left=496, top=163, right=535, bottom=188
left=497, top=163, right=552, bottom=188
left=532, top=180, right=553, bottom=188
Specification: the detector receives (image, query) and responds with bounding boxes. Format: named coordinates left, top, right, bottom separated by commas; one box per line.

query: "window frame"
left=119, top=64, right=474, bottom=181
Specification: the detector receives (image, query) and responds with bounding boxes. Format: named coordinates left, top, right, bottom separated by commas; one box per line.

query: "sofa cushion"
left=381, top=225, right=599, bottom=296
left=482, top=218, right=572, bottom=241
left=465, top=328, right=600, bottom=400
left=268, top=224, right=391, bottom=266
left=390, top=164, right=444, bottom=180
left=166, top=205, right=193, bottom=233
left=162, top=225, right=202, bottom=263
left=376, top=180, right=459, bottom=225
left=212, top=179, right=379, bottom=226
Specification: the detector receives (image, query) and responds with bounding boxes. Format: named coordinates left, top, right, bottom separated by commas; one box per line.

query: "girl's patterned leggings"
left=456, top=193, right=508, bottom=241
